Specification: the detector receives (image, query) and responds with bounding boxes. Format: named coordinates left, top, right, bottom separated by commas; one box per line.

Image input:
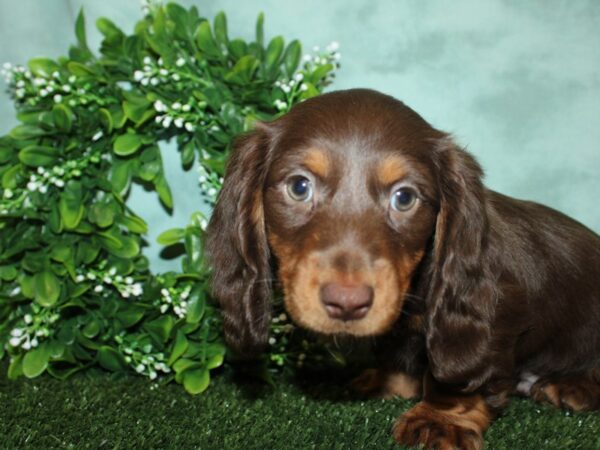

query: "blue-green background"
left=1, top=0, right=598, bottom=272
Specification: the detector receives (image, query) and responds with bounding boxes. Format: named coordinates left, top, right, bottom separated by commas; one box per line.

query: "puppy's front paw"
left=392, top=402, right=485, bottom=450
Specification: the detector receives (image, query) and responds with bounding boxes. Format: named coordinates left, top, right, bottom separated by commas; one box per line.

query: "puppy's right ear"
left=206, top=125, right=273, bottom=357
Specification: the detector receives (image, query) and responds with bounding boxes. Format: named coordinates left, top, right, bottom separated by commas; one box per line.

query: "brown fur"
left=206, top=89, right=600, bottom=448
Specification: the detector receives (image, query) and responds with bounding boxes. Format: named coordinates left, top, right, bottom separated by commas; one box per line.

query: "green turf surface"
left=1, top=364, right=600, bottom=449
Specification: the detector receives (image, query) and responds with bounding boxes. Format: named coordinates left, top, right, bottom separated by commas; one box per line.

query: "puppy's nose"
left=320, top=282, right=373, bottom=321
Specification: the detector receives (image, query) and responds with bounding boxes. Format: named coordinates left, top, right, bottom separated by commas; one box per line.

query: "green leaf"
left=225, top=55, right=259, bottom=84
left=52, top=104, right=73, bottom=132
left=67, top=61, right=96, bottom=77
left=50, top=243, right=72, bottom=263
left=181, top=141, right=195, bottom=168
left=183, top=367, right=210, bottom=394
left=196, top=21, right=219, bottom=57
left=8, top=354, right=24, bottom=380
left=9, top=124, right=48, bottom=140
left=59, top=180, right=84, bottom=229
left=284, top=40, right=302, bottom=78
left=96, top=18, right=123, bottom=39
left=207, top=353, right=224, bottom=370
left=99, top=108, right=113, bottom=133
left=117, top=305, right=146, bottom=328
left=97, top=346, right=128, bottom=372
left=155, top=174, right=173, bottom=209
left=228, top=39, right=248, bottom=59
left=167, top=330, right=189, bottom=366
left=0, top=145, right=13, bottom=163
left=75, top=8, right=89, bottom=51
left=255, top=12, right=265, bottom=47
left=157, top=228, right=185, bottom=246
left=119, top=214, right=148, bottom=234
left=76, top=241, right=100, bottom=265
left=114, top=133, right=143, bottom=156
left=213, top=11, right=228, bottom=47
left=47, top=362, right=84, bottom=380
left=123, top=98, right=152, bottom=125
left=22, top=343, right=52, bottom=378
left=0, top=265, right=18, bottom=281
left=110, top=159, right=133, bottom=194
left=82, top=318, right=101, bottom=338
left=28, top=58, right=60, bottom=77
left=18, top=145, right=61, bottom=167
left=144, top=315, right=174, bottom=344
left=265, top=36, right=285, bottom=72
left=186, top=285, right=206, bottom=324
left=88, top=203, right=115, bottom=228
left=2, top=164, right=20, bottom=189
left=184, top=228, right=203, bottom=272
left=34, top=270, right=61, bottom=307
left=172, top=357, right=201, bottom=374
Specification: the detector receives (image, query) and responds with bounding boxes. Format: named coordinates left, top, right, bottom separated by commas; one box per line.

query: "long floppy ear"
left=425, top=137, right=497, bottom=391
left=206, top=125, right=273, bottom=357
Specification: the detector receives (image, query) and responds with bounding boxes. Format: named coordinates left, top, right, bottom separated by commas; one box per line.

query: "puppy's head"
left=207, top=89, right=487, bottom=358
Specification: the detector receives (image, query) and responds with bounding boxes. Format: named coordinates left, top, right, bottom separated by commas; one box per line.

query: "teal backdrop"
left=1, top=0, right=598, bottom=272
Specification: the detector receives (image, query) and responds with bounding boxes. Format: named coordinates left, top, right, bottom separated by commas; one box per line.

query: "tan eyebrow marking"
left=303, top=148, right=330, bottom=178
left=377, top=156, right=409, bottom=186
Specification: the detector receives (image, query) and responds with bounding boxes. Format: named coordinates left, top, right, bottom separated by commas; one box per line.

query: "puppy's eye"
left=390, top=187, right=417, bottom=211
left=286, top=175, right=313, bottom=202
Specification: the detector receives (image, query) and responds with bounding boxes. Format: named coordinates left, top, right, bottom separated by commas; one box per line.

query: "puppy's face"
left=262, top=92, right=441, bottom=337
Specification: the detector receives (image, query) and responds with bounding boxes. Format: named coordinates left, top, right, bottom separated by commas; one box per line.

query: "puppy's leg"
left=392, top=372, right=493, bottom=450
left=529, top=368, right=600, bottom=411
left=352, top=369, right=421, bottom=399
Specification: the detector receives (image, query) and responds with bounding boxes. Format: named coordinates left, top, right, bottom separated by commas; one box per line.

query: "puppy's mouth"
left=280, top=256, right=408, bottom=337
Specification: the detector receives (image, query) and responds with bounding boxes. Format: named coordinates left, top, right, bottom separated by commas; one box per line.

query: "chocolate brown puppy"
left=206, top=89, right=600, bottom=449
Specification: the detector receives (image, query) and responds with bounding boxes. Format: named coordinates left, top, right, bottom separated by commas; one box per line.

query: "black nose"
left=320, top=282, right=374, bottom=321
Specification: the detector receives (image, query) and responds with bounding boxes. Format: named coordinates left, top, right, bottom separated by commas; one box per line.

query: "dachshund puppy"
left=206, top=89, right=600, bottom=449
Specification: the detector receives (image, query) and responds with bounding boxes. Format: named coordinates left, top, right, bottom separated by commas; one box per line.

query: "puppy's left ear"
left=206, top=123, right=274, bottom=357
left=425, top=137, right=496, bottom=390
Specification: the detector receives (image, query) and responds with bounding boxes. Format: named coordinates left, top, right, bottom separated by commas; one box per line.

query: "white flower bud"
left=172, top=102, right=181, bottom=110
left=135, top=364, right=145, bottom=373
left=125, top=276, right=133, bottom=284
left=31, top=338, right=39, bottom=347
left=174, top=118, right=184, bottom=128
left=184, top=122, right=194, bottom=132
left=22, top=341, right=31, bottom=350
left=75, top=274, right=85, bottom=282
left=24, top=314, right=33, bottom=324
left=143, top=56, right=152, bottom=65
left=327, top=41, right=340, bottom=52
left=10, top=337, right=21, bottom=347
left=176, top=57, right=186, bottom=67
left=94, top=285, right=104, bottom=293
left=53, top=94, right=62, bottom=103
left=182, top=104, right=191, bottom=112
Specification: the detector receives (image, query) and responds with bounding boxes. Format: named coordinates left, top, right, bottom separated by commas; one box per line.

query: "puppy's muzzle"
left=320, top=282, right=374, bottom=321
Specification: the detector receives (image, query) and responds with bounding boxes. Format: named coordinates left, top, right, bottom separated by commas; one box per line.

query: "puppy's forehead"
left=271, top=89, right=442, bottom=164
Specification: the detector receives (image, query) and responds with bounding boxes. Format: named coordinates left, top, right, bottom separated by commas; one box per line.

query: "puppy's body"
left=207, top=89, right=600, bottom=449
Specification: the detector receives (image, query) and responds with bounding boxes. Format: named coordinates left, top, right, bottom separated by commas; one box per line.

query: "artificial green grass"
left=1, top=364, right=600, bottom=449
